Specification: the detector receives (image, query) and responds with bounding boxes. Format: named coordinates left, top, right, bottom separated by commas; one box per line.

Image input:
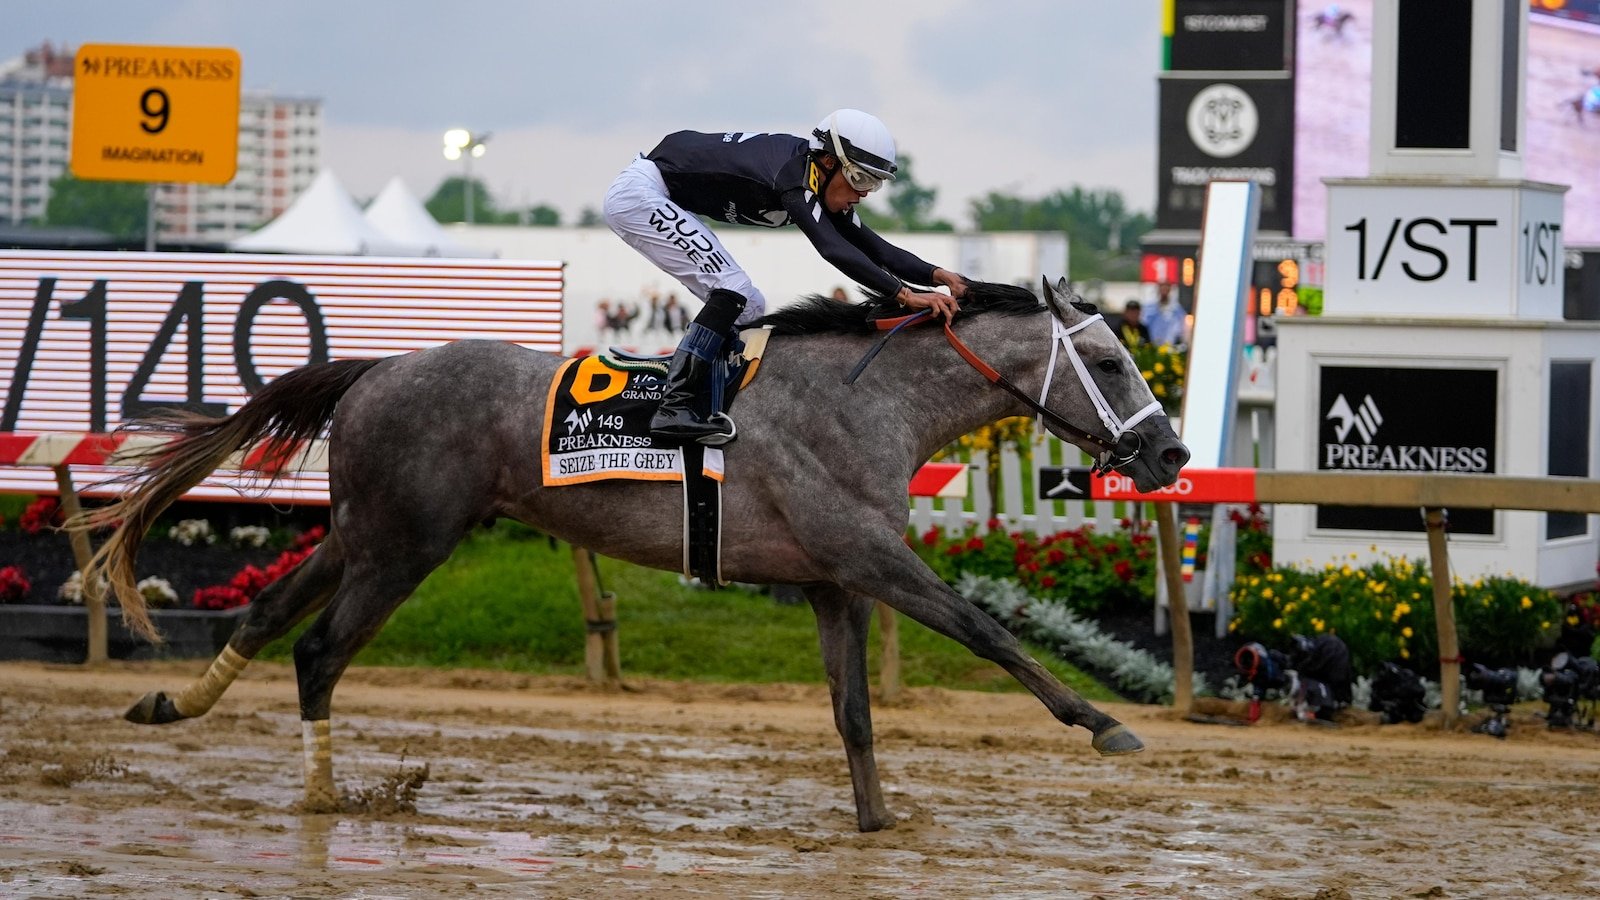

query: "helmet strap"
left=811, top=152, right=842, bottom=197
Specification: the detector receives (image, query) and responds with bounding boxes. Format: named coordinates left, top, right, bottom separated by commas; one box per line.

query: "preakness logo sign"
left=1316, top=365, right=1498, bottom=534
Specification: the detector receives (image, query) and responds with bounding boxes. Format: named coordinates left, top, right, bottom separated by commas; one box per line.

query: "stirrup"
left=695, top=413, right=737, bottom=446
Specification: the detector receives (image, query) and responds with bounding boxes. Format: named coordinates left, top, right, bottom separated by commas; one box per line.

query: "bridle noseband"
left=849, top=308, right=1161, bottom=475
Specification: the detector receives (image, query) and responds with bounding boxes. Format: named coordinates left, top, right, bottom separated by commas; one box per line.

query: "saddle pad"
left=541, top=356, right=723, bottom=486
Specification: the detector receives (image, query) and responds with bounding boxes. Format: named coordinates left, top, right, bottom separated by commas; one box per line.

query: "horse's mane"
left=756, top=280, right=1070, bottom=336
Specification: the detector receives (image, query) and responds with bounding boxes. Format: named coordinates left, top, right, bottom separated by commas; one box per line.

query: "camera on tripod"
left=1233, top=634, right=1351, bottom=724
left=1466, top=663, right=1519, bottom=738
left=1541, top=651, right=1600, bottom=730
left=1368, top=661, right=1428, bottom=724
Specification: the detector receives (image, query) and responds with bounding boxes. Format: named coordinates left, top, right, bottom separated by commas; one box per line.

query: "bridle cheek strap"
left=1039, top=315, right=1163, bottom=472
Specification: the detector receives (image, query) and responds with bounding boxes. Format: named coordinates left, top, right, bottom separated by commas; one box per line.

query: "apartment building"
left=0, top=42, right=321, bottom=242
left=0, top=43, right=72, bottom=227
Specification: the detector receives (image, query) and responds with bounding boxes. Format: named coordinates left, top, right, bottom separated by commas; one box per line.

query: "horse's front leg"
left=804, top=583, right=894, bottom=832
left=834, top=537, right=1142, bottom=756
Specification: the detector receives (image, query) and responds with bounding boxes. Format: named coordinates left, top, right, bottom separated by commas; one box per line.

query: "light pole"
left=442, top=128, right=491, bottom=224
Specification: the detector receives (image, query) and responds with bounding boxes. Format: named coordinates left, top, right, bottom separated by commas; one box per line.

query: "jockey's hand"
left=898, top=286, right=958, bottom=322
left=932, top=268, right=969, bottom=299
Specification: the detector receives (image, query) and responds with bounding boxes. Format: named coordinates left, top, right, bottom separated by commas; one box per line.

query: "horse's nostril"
left=1162, top=446, right=1190, bottom=467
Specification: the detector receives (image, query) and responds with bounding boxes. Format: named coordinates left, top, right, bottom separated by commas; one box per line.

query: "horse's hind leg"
left=291, top=546, right=456, bottom=812
left=125, top=531, right=347, bottom=725
left=804, top=584, right=894, bottom=832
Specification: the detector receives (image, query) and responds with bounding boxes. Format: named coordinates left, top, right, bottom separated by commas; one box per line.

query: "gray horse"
left=77, top=277, right=1188, bottom=832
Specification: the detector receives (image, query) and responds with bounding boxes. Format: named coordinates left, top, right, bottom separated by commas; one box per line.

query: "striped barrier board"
left=909, top=462, right=969, bottom=498
left=7, top=434, right=972, bottom=505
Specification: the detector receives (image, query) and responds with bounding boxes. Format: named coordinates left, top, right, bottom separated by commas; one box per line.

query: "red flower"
left=1046, top=548, right=1066, bottom=565
left=19, top=498, right=61, bottom=535
left=921, top=528, right=940, bottom=546
left=230, top=565, right=270, bottom=599
left=292, top=525, right=327, bottom=551
left=193, top=585, right=250, bottom=610
left=986, top=517, right=1002, bottom=531
left=1113, top=560, right=1135, bottom=583
left=945, top=545, right=964, bottom=556
left=965, top=537, right=985, bottom=551
left=1040, top=575, right=1057, bottom=589
left=0, top=565, right=30, bottom=603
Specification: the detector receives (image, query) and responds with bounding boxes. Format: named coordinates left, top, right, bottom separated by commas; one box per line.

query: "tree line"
left=35, top=155, right=1152, bottom=281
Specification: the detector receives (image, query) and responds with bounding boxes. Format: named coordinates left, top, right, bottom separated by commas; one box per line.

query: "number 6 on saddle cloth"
left=540, top=330, right=771, bottom=584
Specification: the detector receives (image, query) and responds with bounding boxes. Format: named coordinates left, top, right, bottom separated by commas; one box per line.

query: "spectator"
left=662, top=294, right=688, bottom=335
left=1146, top=287, right=1187, bottom=348
left=1117, top=299, right=1151, bottom=348
left=831, top=285, right=850, bottom=302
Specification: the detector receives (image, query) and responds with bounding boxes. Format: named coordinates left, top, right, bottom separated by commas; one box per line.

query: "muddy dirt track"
left=1, top=661, right=1598, bottom=898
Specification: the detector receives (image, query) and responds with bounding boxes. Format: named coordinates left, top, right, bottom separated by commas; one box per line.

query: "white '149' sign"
left=1324, top=180, right=1565, bottom=320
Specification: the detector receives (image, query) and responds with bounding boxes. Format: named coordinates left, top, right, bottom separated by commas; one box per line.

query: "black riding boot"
left=650, top=288, right=747, bottom=445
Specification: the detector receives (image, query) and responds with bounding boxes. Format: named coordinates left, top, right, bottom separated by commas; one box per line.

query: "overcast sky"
left=15, top=1, right=1161, bottom=226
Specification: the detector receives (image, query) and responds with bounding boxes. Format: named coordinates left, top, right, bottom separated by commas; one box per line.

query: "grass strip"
left=258, top=523, right=1113, bottom=700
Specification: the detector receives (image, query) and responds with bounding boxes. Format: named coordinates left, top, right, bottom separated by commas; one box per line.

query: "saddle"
left=541, top=328, right=771, bottom=585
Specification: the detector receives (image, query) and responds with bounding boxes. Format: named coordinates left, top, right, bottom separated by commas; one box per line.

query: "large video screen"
left=1294, top=0, right=1600, bottom=245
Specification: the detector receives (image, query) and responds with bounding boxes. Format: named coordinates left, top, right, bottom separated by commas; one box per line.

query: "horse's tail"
left=69, top=357, right=385, bottom=642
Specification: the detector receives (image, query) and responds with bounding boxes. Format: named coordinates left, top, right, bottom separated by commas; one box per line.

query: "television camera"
left=1466, top=663, right=1519, bottom=738
left=1541, top=651, right=1600, bottom=730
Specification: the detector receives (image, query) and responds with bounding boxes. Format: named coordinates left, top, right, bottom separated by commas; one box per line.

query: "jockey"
left=603, top=109, right=968, bottom=445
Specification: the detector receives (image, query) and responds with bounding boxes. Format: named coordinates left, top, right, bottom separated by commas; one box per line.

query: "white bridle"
left=1037, top=313, right=1164, bottom=457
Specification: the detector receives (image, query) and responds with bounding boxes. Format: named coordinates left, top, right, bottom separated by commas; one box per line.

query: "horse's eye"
left=1097, top=359, right=1121, bottom=375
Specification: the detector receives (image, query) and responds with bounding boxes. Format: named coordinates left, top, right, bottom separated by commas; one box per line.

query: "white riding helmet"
left=809, top=109, right=898, bottom=191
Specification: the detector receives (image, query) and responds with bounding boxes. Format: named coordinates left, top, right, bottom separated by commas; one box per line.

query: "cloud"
left=15, top=0, right=1161, bottom=225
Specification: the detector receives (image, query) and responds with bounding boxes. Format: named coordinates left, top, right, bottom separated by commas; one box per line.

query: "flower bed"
left=910, top=518, right=1157, bottom=615
left=0, top=499, right=327, bottom=661
left=1229, top=553, right=1569, bottom=676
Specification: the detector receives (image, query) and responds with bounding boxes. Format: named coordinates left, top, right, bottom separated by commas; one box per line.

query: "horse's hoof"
left=858, top=811, right=897, bottom=833
left=124, top=691, right=185, bottom=725
left=1091, top=723, right=1145, bottom=756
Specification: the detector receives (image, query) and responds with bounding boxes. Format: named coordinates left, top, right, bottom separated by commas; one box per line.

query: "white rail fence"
left=907, top=436, right=1131, bottom=536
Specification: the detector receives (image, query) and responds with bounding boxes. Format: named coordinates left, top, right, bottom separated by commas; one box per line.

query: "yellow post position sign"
left=70, top=44, right=240, bottom=184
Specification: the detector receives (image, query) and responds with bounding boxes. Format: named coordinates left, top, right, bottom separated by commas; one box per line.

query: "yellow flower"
left=1154, top=362, right=1166, bottom=374
left=1262, top=587, right=1274, bottom=600
left=1402, top=627, right=1414, bottom=638
left=1272, top=618, right=1283, bottom=629
left=1400, top=648, right=1410, bottom=659
left=1228, top=619, right=1238, bottom=632
left=1141, top=370, right=1154, bottom=380
left=1520, top=596, right=1532, bottom=609
left=1311, top=618, right=1326, bottom=633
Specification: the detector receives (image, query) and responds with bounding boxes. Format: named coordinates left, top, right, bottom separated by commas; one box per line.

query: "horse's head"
left=1037, top=277, right=1189, bottom=492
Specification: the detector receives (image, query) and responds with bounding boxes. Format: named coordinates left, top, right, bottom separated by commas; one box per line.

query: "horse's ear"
left=1041, top=276, right=1076, bottom=321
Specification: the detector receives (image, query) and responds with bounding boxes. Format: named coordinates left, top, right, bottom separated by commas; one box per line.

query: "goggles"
left=824, top=112, right=891, bottom=193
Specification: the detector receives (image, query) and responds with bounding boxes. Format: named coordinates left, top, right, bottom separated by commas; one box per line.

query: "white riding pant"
left=603, top=157, right=768, bottom=326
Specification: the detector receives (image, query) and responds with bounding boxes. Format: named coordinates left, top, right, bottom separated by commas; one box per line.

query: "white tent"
left=231, top=169, right=422, bottom=256
left=363, top=176, right=493, bottom=258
